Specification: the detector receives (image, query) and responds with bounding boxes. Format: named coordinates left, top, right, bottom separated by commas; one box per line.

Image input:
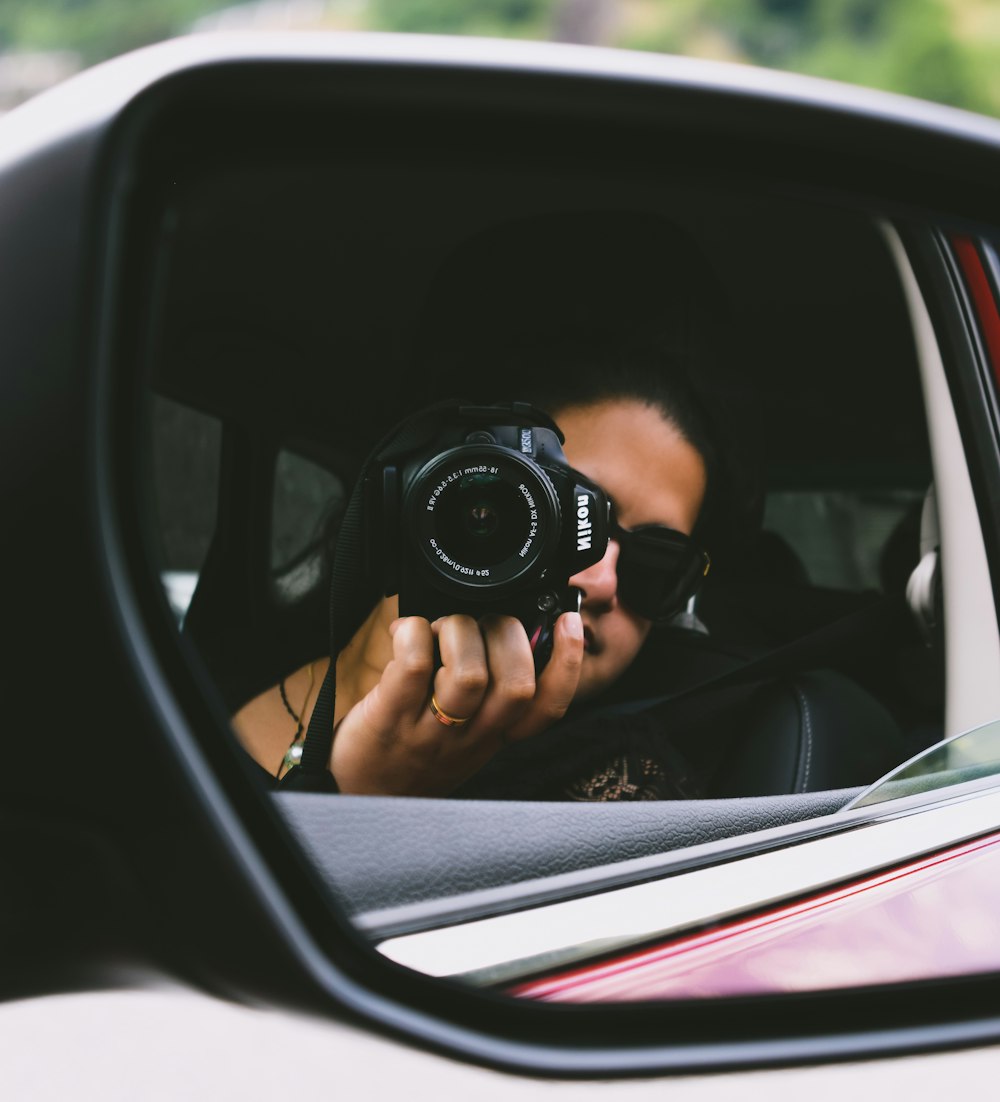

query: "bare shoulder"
left=231, top=685, right=287, bottom=777
left=231, top=659, right=327, bottom=775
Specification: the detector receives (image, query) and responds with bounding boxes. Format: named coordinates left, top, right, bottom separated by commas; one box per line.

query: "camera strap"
left=282, top=400, right=564, bottom=791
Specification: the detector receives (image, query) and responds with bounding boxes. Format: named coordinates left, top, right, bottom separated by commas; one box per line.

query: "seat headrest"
left=905, top=484, right=941, bottom=646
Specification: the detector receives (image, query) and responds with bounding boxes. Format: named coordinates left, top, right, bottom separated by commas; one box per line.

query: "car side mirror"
left=5, top=35, right=1000, bottom=1073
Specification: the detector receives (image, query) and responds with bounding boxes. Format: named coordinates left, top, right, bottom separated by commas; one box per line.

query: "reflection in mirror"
left=133, top=141, right=1000, bottom=1002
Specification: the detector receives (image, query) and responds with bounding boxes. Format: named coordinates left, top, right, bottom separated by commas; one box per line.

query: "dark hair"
left=405, top=210, right=762, bottom=563
left=495, top=336, right=746, bottom=562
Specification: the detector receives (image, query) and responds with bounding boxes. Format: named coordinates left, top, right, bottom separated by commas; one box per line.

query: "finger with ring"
left=429, top=694, right=471, bottom=727
left=430, top=614, right=488, bottom=727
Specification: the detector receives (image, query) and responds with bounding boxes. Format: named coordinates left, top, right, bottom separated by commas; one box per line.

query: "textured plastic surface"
left=275, top=788, right=859, bottom=922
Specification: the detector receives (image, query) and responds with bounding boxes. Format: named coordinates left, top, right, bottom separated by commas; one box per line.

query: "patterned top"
left=455, top=705, right=705, bottom=802
left=565, top=754, right=672, bottom=802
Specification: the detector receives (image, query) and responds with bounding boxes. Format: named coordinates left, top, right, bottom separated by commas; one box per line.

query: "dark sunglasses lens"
left=616, top=527, right=708, bottom=621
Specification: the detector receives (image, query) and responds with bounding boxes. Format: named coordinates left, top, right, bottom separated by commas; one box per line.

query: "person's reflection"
left=233, top=347, right=732, bottom=800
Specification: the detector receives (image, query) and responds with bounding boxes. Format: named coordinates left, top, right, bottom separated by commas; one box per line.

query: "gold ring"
left=429, top=694, right=471, bottom=728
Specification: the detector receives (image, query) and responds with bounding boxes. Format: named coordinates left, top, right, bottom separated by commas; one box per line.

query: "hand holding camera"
left=371, top=402, right=611, bottom=668
left=328, top=604, right=585, bottom=796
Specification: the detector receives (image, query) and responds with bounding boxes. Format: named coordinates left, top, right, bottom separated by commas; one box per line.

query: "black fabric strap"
left=646, top=594, right=907, bottom=724
left=632, top=595, right=907, bottom=788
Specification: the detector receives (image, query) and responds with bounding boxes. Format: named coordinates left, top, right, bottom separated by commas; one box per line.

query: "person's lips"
left=582, top=624, right=597, bottom=654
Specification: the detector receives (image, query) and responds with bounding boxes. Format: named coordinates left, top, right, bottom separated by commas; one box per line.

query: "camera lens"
left=467, top=501, right=499, bottom=538
left=411, top=446, right=560, bottom=591
left=436, top=473, right=528, bottom=567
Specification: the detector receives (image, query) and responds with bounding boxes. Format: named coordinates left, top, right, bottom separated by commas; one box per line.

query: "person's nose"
left=568, top=539, right=620, bottom=609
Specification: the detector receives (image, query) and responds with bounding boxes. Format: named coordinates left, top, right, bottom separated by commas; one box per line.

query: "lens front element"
left=411, top=447, right=559, bottom=592
left=437, top=472, right=528, bottom=567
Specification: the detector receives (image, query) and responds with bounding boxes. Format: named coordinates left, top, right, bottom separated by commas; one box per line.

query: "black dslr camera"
left=368, top=402, right=611, bottom=668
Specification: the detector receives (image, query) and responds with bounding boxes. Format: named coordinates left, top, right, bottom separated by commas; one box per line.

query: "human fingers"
left=504, top=611, right=584, bottom=743
left=362, top=616, right=436, bottom=727
left=431, top=614, right=489, bottom=726
left=331, top=616, right=437, bottom=793
left=471, top=615, right=536, bottom=735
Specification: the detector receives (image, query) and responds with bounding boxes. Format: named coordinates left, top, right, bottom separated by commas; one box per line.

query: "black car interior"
left=137, top=106, right=942, bottom=926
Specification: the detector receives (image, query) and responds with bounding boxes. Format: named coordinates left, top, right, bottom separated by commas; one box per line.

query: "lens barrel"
left=408, top=446, right=561, bottom=593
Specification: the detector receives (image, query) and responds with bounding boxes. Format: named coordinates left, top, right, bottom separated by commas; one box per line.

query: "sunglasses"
left=608, top=513, right=711, bottom=623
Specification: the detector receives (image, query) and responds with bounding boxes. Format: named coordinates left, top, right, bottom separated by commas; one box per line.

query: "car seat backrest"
left=707, top=668, right=905, bottom=797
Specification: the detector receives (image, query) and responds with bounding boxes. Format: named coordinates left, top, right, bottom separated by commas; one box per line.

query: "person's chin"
left=575, top=626, right=647, bottom=702
left=575, top=653, right=617, bottom=703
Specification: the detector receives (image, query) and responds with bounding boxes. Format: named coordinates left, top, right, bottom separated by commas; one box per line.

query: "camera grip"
left=525, top=585, right=581, bottom=673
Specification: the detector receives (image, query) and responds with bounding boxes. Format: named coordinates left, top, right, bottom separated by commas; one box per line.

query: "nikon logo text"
left=576, top=494, right=592, bottom=551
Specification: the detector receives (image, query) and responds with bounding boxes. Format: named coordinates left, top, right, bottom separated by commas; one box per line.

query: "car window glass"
left=763, top=489, right=925, bottom=591
left=849, top=719, right=1000, bottom=808
left=271, top=448, right=345, bottom=574
left=150, top=396, right=222, bottom=625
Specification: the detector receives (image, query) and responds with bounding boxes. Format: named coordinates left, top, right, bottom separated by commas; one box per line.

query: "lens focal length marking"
left=425, top=464, right=502, bottom=512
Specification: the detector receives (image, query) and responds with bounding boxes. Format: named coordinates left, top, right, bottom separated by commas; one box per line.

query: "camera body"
left=369, top=404, right=610, bottom=666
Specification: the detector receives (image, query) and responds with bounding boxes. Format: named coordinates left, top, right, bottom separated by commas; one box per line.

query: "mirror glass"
left=133, top=132, right=996, bottom=1001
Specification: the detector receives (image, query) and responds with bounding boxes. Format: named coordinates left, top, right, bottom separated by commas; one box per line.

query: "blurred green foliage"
left=370, top=0, right=549, bottom=38
left=3, top=0, right=1000, bottom=117
left=0, top=0, right=233, bottom=64
left=644, top=0, right=995, bottom=113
